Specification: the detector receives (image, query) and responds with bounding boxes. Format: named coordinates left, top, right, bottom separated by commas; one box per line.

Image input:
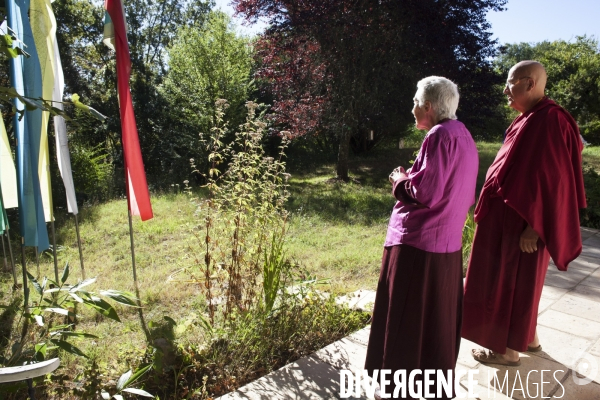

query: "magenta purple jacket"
left=384, top=119, right=479, bottom=253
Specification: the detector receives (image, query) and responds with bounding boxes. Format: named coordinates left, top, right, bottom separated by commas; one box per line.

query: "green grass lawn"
left=284, top=141, right=502, bottom=291
left=583, top=145, right=600, bottom=172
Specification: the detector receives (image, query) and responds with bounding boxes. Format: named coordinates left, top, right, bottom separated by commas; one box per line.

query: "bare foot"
left=504, top=347, right=520, bottom=363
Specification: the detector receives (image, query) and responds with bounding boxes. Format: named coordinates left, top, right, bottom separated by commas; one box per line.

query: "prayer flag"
left=0, top=117, right=18, bottom=209
left=31, top=0, right=78, bottom=215
left=30, top=0, right=54, bottom=222
left=104, top=0, right=153, bottom=220
left=0, top=199, right=8, bottom=234
left=7, top=0, right=50, bottom=251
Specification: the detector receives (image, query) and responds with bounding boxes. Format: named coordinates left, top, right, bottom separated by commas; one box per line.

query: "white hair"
left=414, top=76, right=460, bottom=120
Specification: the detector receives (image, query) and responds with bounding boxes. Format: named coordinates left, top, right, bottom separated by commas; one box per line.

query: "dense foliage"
left=495, top=36, right=600, bottom=144
left=1, top=0, right=597, bottom=199
left=50, top=0, right=214, bottom=199
left=234, top=0, right=508, bottom=179
left=161, top=11, right=254, bottom=181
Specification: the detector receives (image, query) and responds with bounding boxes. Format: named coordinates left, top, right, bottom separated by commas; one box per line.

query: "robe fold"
left=474, top=98, right=586, bottom=270
left=462, top=97, right=586, bottom=353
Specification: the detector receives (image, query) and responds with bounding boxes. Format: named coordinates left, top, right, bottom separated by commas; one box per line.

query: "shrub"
left=462, top=209, right=476, bottom=276
left=69, top=143, right=114, bottom=204
left=580, top=121, right=600, bottom=146
left=580, top=166, right=600, bottom=228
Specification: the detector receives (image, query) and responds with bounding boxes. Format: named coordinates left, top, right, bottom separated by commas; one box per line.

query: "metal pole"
left=1, top=231, right=6, bottom=272
left=35, top=247, right=40, bottom=278
left=2, top=232, right=16, bottom=287
left=0, top=185, right=16, bottom=286
left=6, top=229, right=16, bottom=286
left=74, top=213, right=85, bottom=279
left=128, top=210, right=138, bottom=283
left=21, top=239, right=28, bottom=310
left=128, top=210, right=150, bottom=341
left=51, top=221, right=58, bottom=282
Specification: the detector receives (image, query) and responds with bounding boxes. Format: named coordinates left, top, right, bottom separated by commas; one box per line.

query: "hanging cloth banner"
left=0, top=117, right=19, bottom=209
left=103, top=0, right=153, bottom=221
left=7, top=0, right=50, bottom=251
left=31, top=0, right=78, bottom=215
left=0, top=199, right=9, bottom=234
left=30, top=0, right=54, bottom=222
left=52, top=22, right=78, bottom=215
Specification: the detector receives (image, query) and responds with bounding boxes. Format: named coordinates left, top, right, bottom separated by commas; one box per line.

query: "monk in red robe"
left=462, top=61, right=586, bottom=366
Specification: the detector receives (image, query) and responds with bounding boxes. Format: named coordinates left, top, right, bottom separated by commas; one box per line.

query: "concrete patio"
left=217, top=227, right=600, bottom=399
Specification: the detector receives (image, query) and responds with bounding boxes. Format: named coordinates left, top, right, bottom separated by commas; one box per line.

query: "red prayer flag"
left=104, top=0, right=153, bottom=220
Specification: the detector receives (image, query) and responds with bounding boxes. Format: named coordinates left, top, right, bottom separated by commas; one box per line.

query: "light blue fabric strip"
left=7, top=0, right=50, bottom=251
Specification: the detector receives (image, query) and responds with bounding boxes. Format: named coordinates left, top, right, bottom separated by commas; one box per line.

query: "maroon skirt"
left=364, top=244, right=463, bottom=399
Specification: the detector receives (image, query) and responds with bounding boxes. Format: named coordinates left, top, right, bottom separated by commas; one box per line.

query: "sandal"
left=527, top=344, right=542, bottom=352
left=472, top=348, right=521, bottom=366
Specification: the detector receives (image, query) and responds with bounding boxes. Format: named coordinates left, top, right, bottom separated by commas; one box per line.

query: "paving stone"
left=216, top=355, right=370, bottom=399
left=580, top=268, right=600, bottom=288
left=571, top=352, right=600, bottom=385
left=346, top=327, right=370, bottom=347
left=354, top=294, right=376, bottom=312
left=457, top=338, right=485, bottom=369
left=541, top=285, right=569, bottom=300
left=535, top=325, right=595, bottom=368
left=550, top=294, right=600, bottom=323
left=567, top=255, right=600, bottom=272
left=580, top=242, right=600, bottom=259
left=583, top=233, right=600, bottom=247
left=544, top=268, right=592, bottom=289
left=461, top=353, right=568, bottom=400
left=538, top=310, right=600, bottom=341
left=537, top=297, right=555, bottom=314
left=554, top=371, right=600, bottom=399
left=591, top=353, right=600, bottom=385
left=580, top=227, right=599, bottom=240
left=571, top=284, right=600, bottom=303
left=336, top=290, right=376, bottom=312
left=591, top=337, right=600, bottom=357
left=458, top=383, right=513, bottom=399
left=312, top=336, right=368, bottom=371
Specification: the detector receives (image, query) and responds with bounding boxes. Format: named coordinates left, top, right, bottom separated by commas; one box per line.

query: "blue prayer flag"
left=6, top=0, right=50, bottom=252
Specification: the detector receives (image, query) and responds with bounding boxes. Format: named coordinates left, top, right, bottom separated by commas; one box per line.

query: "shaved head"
left=504, top=61, right=548, bottom=113
left=510, top=61, right=547, bottom=96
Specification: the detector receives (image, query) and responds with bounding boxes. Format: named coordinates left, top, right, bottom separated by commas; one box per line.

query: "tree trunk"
left=336, top=131, right=351, bottom=181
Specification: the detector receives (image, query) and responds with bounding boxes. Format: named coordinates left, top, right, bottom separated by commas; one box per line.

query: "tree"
left=496, top=36, right=600, bottom=142
left=160, top=11, right=254, bottom=180
left=52, top=0, right=213, bottom=193
left=234, top=0, right=507, bottom=180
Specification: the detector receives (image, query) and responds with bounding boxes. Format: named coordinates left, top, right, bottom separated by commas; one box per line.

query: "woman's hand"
left=389, top=166, right=408, bottom=183
left=520, top=224, right=539, bottom=253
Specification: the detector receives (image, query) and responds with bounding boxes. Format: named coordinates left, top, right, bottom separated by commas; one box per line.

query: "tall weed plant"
left=188, top=99, right=291, bottom=321
left=175, top=100, right=369, bottom=398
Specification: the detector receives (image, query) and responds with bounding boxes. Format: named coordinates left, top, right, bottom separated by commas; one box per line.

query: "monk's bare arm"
left=520, top=224, right=539, bottom=253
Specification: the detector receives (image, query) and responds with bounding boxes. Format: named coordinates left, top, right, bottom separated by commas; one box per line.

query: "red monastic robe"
left=462, top=98, right=586, bottom=353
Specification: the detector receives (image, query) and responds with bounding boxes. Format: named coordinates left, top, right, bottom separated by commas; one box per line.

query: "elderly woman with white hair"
left=364, top=76, right=478, bottom=399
